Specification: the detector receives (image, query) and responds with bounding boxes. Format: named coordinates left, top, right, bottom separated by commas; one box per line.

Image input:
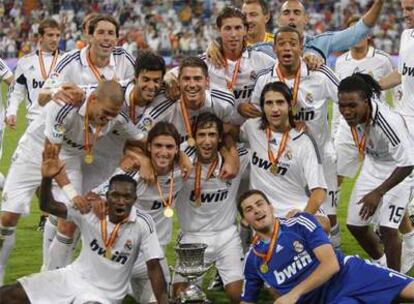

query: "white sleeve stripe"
left=149, top=100, right=174, bottom=118
left=377, top=112, right=400, bottom=146
left=280, top=216, right=316, bottom=232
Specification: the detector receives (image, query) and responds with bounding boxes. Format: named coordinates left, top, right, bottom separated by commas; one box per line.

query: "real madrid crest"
left=305, top=92, right=313, bottom=104
left=293, top=240, right=304, bottom=253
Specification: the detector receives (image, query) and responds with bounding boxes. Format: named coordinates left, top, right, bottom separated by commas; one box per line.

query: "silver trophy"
left=172, top=243, right=213, bottom=303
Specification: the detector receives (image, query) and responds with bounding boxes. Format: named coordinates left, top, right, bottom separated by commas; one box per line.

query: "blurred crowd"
left=0, top=0, right=404, bottom=60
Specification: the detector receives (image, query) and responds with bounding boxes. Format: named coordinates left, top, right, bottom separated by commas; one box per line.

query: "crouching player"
left=239, top=190, right=414, bottom=304
left=0, top=144, right=168, bottom=304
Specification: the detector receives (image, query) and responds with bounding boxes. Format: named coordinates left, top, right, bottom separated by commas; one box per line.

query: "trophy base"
left=176, top=282, right=211, bottom=304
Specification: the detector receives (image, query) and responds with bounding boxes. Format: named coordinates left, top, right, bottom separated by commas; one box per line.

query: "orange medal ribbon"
left=252, top=219, right=280, bottom=273
left=38, top=50, right=59, bottom=80
left=86, top=49, right=103, bottom=81
left=128, top=89, right=137, bottom=124
left=156, top=170, right=175, bottom=217
left=266, top=128, right=289, bottom=175
left=351, top=126, right=368, bottom=162
left=83, top=99, right=102, bottom=164
left=275, top=63, right=301, bottom=111
left=226, top=57, right=241, bottom=91
left=180, top=98, right=195, bottom=146
left=193, top=158, right=218, bottom=207
left=100, top=204, right=127, bottom=260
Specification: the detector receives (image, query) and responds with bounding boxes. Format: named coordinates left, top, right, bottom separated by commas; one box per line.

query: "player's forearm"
left=304, top=188, right=326, bottom=214
left=39, top=177, right=68, bottom=219
left=379, top=70, right=401, bottom=90
left=362, top=0, right=384, bottom=27
left=375, top=166, right=414, bottom=196
left=38, top=89, right=53, bottom=106
left=146, top=259, right=169, bottom=304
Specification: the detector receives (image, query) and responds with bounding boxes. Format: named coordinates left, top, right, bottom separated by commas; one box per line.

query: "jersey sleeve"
left=304, top=19, right=371, bottom=58
left=6, top=62, right=26, bottom=116
left=0, top=58, right=12, bottom=81
left=137, top=211, right=165, bottom=261
left=135, top=98, right=175, bottom=137
left=66, top=206, right=83, bottom=227
left=209, top=88, right=235, bottom=123
left=251, top=74, right=267, bottom=106
left=44, top=102, right=75, bottom=144
left=300, top=133, right=327, bottom=191
left=240, top=250, right=263, bottom=303
left=291, top=213, right=331, bottom=251
left=113, top=112, right=145, bottom=141
left=318, top=65, right=339, bottom=103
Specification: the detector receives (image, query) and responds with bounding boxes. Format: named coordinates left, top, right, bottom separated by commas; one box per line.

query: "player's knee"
left=225, top=280, right=242, bottom=303
left=0, top=282, right=30, bottom=304
left=0, top=211, right=20, bottom=227
left=346, top=224, right=365, bottom=236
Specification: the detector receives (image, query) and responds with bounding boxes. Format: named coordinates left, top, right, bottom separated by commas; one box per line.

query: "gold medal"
left=84, top=154, right=94, bottom=164
left=105, top=247, right=112, bottom=260
left=187, top=137, right=195, bottom=147
left=260, top=263, right=268, bottom=273
left=164, top=207, right=174, bottom=218
left=270, top=164, right=278, bottom=175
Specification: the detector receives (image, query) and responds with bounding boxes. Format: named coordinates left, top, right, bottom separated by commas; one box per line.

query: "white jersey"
left=93, top=167, right=184, bottom=246
left=358, top=100, right=414, bottom=180
left=136, top=89, right=234, bottom=143
left=200, top=48, right=275, bottom=124
left=0, top=58, right=13, bottom=120
left=176, top=148, right=249, bottom=233
left=241, top=118, right=327, bottom=217
left=398, top=29, right=414, bottom=118
left=7, top=50, right=64, bottom=122
left=251, top=62, right=339, bottom=152
left=66, top=206, right=163, bottom=301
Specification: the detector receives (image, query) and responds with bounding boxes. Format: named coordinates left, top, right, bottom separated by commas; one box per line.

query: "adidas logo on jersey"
left=90, top=239, right=129, bottom=264
left=32, top=79, right=45, bottom=89
left=233, top=85, right=254, bottom=100
left=274, top=251, right=313, bottom=284
left=189, top=189, right=228, bottom=203
left=402, top=62, right=414, bottom=77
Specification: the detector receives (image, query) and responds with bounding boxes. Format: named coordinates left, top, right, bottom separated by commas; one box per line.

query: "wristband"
left=62, top=183, right=78, bottom=201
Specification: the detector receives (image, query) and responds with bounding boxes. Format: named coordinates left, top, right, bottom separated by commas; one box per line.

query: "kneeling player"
left=0, top=144, right=168, bottom=304
left=239, top=190, right=414, bottom=304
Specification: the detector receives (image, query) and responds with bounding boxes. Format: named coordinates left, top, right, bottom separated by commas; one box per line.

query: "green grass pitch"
left=1, top=85, right=412, bottom=303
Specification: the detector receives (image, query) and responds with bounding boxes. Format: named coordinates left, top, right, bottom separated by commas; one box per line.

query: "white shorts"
left=18, top=267, right=118, bottom=304
left=346, top=171, right=413, bottom=229
left=321, top=150, right=339, bottom=216
left=173, top=225, right=244, bottom=286
left=334, top=118, right=360, bottom=178
left=1, top=151, right=82, bottom=216
left=130, top=251, right=170, bottom=304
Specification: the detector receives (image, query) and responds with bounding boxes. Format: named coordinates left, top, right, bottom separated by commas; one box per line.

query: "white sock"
left=45, top=232, right=73, bottom=270
left=0, top=226, right=16, bottom=286
left=373, top=254, right=387, bottom=267
left=402, top=230, right=414, bottom=250
left=330, top=223, right=340, bottom=249
left=41, top=216, right=57, bottom=271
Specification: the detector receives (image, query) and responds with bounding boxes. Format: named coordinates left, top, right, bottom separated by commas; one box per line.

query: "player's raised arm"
left=39, top=144, right=68, bottom=219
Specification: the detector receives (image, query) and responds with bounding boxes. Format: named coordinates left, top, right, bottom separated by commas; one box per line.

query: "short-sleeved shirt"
left=0, top=57, right=13, bottom=120
left=251, top=62, right=339, bottom=151
left=66, top=206, right=163, bottom=301
left=398, top=29, right=414, bottom=118
left=241, top=212, right=345, bottom=303
left=176, top=148, right=249, bottom=233
left=241, top=118, right=326, bottom=217
left=136, top=90, right=234, bottom=144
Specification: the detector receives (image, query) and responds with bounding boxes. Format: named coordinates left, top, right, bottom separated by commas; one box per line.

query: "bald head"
left=95, top=79, right=124, bottom=106
left=278, top=0, right=308, bottom=35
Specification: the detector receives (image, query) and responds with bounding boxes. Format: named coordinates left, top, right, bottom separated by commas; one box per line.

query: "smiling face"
left=240, top=193, right=274, bottom=232
left=148, top=135, right=178, bottom=175
left=242, top=2, right=270, bottom=40
left=338, top=91, right=370, bottom=127
left=135, top=69, right=163, bottom=106
left=179, top=66, right=208, bottom=110
left=274, top=31, right=302, bottom=69
left=402, top=0, right=414, bottom=28
left=90, top=20, right=118, bottom=58
left=106, top=181, right=137, bottom=223
left=195, top=122, right=221, bottom=163
left=263, top=90, right=290, bottom=131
